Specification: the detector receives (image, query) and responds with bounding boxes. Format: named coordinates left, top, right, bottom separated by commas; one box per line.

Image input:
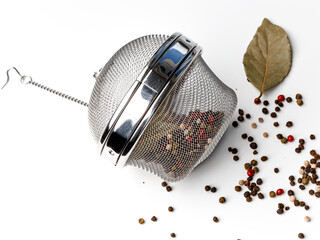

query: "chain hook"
left=2, top=67, right=32, bottom=90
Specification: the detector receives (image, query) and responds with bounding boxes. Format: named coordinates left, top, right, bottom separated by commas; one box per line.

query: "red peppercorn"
left=254, top=98, right=261, bottom=104
left=247, top=169, right=255, bottom=177
left=277, top=95, right=285, bottom=101
left=276, top=188, right=284, bottom=196
left=287, top=135, right=294, bottom=142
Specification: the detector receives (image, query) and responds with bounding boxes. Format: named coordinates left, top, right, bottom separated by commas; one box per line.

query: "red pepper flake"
left=187, top=137, right=193, bottom=143
left=209, top=115, right=215, bottom=123
left=247, top=169, right=255, bottom=177
left=277, top=95, right=285, bottom=101
left=287, top=135, right=294, bottom=142
left=276, top=188, right=284, bottom=196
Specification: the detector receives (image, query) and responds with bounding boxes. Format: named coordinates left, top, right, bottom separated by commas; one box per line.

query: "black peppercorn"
left=262, top=108, right=269, bottom=114
left=237, top=116, right=244, bottom=122
left=232, top=121, right=238, bottom=127
left=250, top=142, right=258, bottom=149
left=286, top=121, right=293, bottom=128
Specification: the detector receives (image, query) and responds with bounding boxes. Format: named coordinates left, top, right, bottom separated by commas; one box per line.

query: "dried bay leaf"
left=243, top=18, right=292, bottom=99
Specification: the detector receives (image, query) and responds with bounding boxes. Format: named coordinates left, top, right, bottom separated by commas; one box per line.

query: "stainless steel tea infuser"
left=2, top=32, right=237, bottom=182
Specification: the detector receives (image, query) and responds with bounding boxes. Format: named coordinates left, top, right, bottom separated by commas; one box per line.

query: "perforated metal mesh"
left=88, top=35, right=169, bottom=142
left=89, top=34, right=237, bottom=182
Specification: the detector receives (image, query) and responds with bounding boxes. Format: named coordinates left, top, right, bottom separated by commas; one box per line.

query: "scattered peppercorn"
left=275, top=106, right=281, bottom=112
left=263, top=132, right=269, bottom=138
left=310, top=134, right=315, bottom=140
left=269, top=191, right=276, bottom=198
left=238, top=109, right=244, bottom=115
left=258, top=193, right=264, bottom=199
left=161, top=181, right=168, bottom=187
left=247, top=169, right=255, bottom=177
left=232, top=121, right=238, bottom=127
left=304, top=216, right=311, bottom=222
left=287, top=135, right=294, bottom=142
left=244, top=163, right=252, bottom=170
left=277, top=208, right=284, bottom=215
left=261, top=156, right=268, bottom=162
left=238, top=116, right=244, bottom=122
left=166, top=186, right=172, bottom=192
left=274, top=168, right=279, bottom=173
left=241, top=133, right=248, bottom=139
left=250, top=142, right=258, bottom=149
left=138, top=218, right=145, bottom=224
left=273, top=122, right=279, bottom=127
left=151, top=216, right=157, bottom=222
left=170, top=233, right=176, bottom=238
left=168, top=206, right=174, bottom=212
left=296, top=94, right=302, bottom=99
left=258, top=117, right=264, bottom=123
left=232, top=148, right=238, bottom=154
left=263, top=100, right=269, bottom=106
left=205, top=185, right=211, bottom=191
left=281, top=137, right=288, bottom=144
left=248, top=136, right=254, bottom=142
left=245, top=113, right=251, bottom=119
left=297, top=99, right=303, bottom=106
left=211, top=187, right=217, bottom=193
left=276, top=134, right=283, bottom=139
left=251, top=123, right=257, bottom=129
left=278, top=95, right=285, bottom=102
left=251, top=160, right=258, bottom=166
left=286, top=121, right=293, bottom=127
left=246, top=196, right=252, bottom=202
left=286, top=97, right=292, bottom=102
left=219, top=197, right=226, bottom=204
left=235, top=186, right=242, bottom=192
left=276, top=189, right=284, bottom=196
left=213, top=216, right=219, bottom=223
left=257, top=178, right=263, bottom=185
left=270, top=112, right=277, bottom=118
left=233, top=156, right=239, bottom=161
left=262, top=108, right=269, bottom=114
left=298, top=233, right=304, bottom=239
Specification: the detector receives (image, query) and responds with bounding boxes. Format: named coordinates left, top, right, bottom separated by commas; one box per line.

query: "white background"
left=1, top=0, right=320, bottom=239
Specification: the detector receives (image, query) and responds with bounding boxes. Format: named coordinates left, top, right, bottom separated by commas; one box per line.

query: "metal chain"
left=2, top=67, right=89, bottom=107
left=29, top=80, right=89, bottom=107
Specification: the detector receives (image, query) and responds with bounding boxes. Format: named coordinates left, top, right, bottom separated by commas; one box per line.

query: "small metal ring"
left=21, top=76, right=32, bottom=85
